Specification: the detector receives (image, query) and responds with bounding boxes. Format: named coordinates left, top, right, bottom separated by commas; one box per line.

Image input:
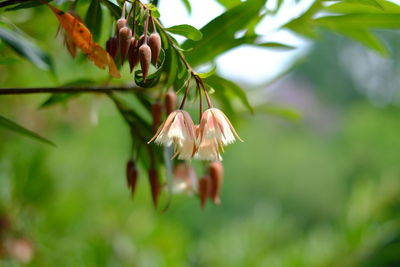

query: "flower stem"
left=196, top=76, right=212, bottom=108
left=179, top=79, right=191, bottom=110
left=143, top=10, right=149, bottom=43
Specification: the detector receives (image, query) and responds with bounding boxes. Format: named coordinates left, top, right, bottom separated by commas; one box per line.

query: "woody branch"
left=0, top=86, right=143, bottom=95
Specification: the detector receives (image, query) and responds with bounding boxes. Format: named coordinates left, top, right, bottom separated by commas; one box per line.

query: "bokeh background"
left=1, top=0, right=400, bottom=266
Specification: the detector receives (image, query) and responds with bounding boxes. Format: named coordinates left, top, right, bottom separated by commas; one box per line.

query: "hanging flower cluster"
left=143, top=75, right=242, bottom=208
left=148, top=78, right=242, bottom=162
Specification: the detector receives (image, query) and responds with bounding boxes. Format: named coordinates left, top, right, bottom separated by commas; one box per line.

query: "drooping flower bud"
left=209, top=162, right=223, bottom=205
left=173, top=163, right=198, bottom=194
left=199, top=176, right=211, bottom=209
left=148, top=167, right=160, bottom=208
left=106, top=36, right=119, bottom=59
left=8, top=238, right=34, bottom=264
left=138, top=34, right=145, bottom=47
left=151, top=101, right=163, bottom=133
left=165, top=90, right=177, bottom=116
left=139, top=44, right=151, bottom=81
left=116, top=18, right=127, bottom=33
left=148, top=32, right=161, bottom=66
left=126, top=160, right=138, bottom=198
left=128, top=37, right=139, bottom=73
left=119, top=26, right=132, bottom=63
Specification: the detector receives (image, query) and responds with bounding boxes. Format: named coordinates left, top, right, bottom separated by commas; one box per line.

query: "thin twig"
left=0, top=86, right=143, bottom=95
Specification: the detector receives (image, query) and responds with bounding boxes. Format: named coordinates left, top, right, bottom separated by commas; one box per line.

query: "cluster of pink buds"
left=106, top=2, right=161, bottom=80
left=171, top=162, right=224, bottom=209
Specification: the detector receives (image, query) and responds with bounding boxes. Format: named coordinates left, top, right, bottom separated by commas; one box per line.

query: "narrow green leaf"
left=254, top=42, right=296, bottom=50
left=253, top=104, right=302, bottom=122
left=323, top=0, right=396, bottom=14
left=166, top=49, right=178, bottom=88
left=0, top=115, right=55, bottom=146
left=5, top=0, right=52, bottom=11
left=316, top=14, right=400, bottom=29
left=40, top=93, right=80, bottom=108
left=0, top=26, right=54, bottom=71
left=338, top=28, right=388, bottom=56
left=283, top=0, right=322, bottom=37
left=215, top=0, right=242, bottom=9
left=165, top=24, right=203, bottom=41
left=181, top=0, right=191, bottom=14
left=85, top=0, right=102, bottom=42
left=182, top=0, right=267, bottom=66
left=39, top=79, right=94, bottom=108
left=0, top=57, right=20, bottom=64
left=338, top=0, right=383, bottom=10
left=196, top=65, right=217, bottom=78
left=146, top=4, right=160, bottom=18
left=100, top=0, right=121, bottom=19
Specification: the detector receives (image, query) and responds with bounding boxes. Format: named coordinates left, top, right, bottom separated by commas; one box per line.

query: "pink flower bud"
left=165, top=90, right=177, bottom=116
left=139, top=44, right=151, bottom=81
left=148, top=168, right=160, bottom=208
left=199, top=176, right=211, bottom=209
left=116, top=18, right=127, bottom=33
left=126, top=160, right=138, bottom=198
left=209, top=162, right=223, bottom=205
left=151, top=101, right=163, bottom=133
left=138, top=34, right=145, bottom=47
left=119, top=26, right=132, bottom=63
left=106, top=36, right=118, bottom=59
left=148, top=32, right=161, bottom=66
left=128, top=37, right=139, bottom=73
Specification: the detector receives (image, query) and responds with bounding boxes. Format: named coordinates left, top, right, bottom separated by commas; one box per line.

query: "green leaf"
left=283, top=0, right=322, bottom=37
left=335, top=0, right=384, bottom=10
left=181, top=0, right=191, bottom=14
left=100, top=0, right=121, bottom=19
left=165, top=49, right=178, bottom=88
left=0, top=26, right=54, bottom=71
left=40, top=93, right=80, bottom=108
left=0, top=57, right=20, bottom=64
left=196, top=65, right=216, bottom=78
left=254, top=42, right=296, bottom=50
left=253, top=104, right=302, bottom=122
left=146, top=3, right=160, bottom=18
left=165, top=24, right=203, bottom=41
left=337, top=28, right=388, bottom=56
left=214, top=0, right=242, bottom=9
left=4, top=0, right=52, bottom=11
left=315, top=14, right=400, bottom=29
left=85, top=0, right=103, bottom=42
left=0, top=115, right=55, bottom=146
left=39, top=79, right=94, bottom=108
left=205, top=75, right=253, bottom=114
left=182, top=0, right=267, bottom=66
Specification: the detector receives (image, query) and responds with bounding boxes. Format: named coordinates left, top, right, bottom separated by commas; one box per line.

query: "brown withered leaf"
left=41, top=0, right=120, bottom=78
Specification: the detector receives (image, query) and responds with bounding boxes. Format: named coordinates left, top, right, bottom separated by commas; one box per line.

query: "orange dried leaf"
left=41, top=1, right=120, bottom=78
